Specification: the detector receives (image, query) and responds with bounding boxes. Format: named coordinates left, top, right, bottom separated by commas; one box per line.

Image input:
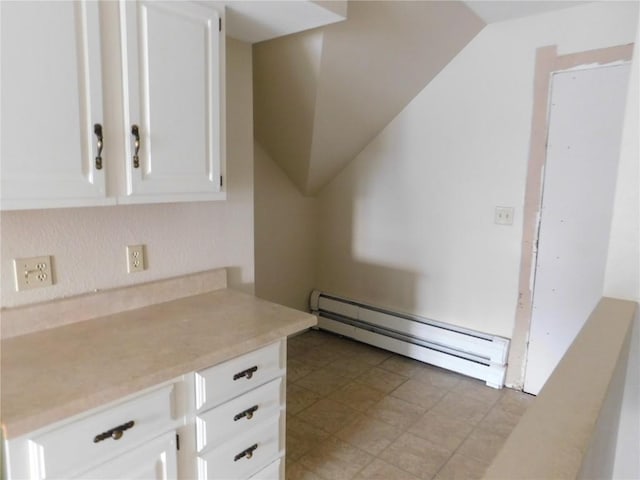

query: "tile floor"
left=285, top=329, right=534, bottom=480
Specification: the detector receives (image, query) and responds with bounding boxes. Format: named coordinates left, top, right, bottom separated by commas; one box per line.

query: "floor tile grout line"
left=430, top=388, right=508, bottom=475
left=286, top=331, right=528, bottom=480
left=354, top=381, right=458, bottom=480
left=329, top=432, right=376, bottom=480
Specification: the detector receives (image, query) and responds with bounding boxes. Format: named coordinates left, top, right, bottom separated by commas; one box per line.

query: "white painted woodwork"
left=195, top=340, right=286, bottom=480
left=1, top=0, right=225, bottom=211
left=313, top=291, right=509, bottom=387
left=317, top=294, right=510, bottom=364
left=249, top=458, right=282, bottom=480
left=464, top=1, right=588, bottom=24
left=77, top=431, right=178, bottom=480
left=3, top=383, right=178, bottom=480
left=120, top=0, right=224, bottom=203
left=525, top=64, right=631, bottom=395
left=197, top=416, right=282, bottom=480
left=0, top=0, right=111, bottom=209
left=225, top=1, right=346, bottom=43
left=30, top=385, right=174, bottom=478
left=4, top=341, right=287, bottom=480
left=317, top=316, right=507, bottom=388
left=195, top=341, right=283, bottom=411
left=196, top=378, right=282, bottom=452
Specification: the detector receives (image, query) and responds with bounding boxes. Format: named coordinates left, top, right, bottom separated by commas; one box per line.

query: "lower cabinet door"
left=75, top=431, right=177, bottom=480
left=30, top=384, right=175, bottom=479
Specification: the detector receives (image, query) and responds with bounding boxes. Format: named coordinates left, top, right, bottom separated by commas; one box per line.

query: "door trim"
left=506, top=43, right=634, bottom=389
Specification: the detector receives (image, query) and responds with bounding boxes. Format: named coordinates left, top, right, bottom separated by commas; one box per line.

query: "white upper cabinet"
left=0, top=0, right=225, bottom=211
left=0, top=1, right=111, bottom=210
left=120, top=1, right=224, bottom=203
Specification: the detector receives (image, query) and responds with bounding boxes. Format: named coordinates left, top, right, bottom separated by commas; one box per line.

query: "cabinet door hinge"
left=219, top=18, right=222, bottom=32
left=176, top=433, right=180, bottom=450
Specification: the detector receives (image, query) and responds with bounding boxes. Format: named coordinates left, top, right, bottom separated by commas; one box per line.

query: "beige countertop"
left=1, top=288, right=316, bottom=439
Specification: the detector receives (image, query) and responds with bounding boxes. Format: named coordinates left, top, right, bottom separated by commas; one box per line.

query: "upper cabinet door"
left=120, top=1, right=224, bottom=203
left=1, top=1, right=111, bottom=210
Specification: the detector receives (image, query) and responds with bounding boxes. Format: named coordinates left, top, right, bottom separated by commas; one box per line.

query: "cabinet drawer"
left=195, top=341, right=283, bottom=411
left=249, top=458, right=282, bottom=480
left=29, top=385, right=174, bottom=479
left=196, top=377, right=282, bottom=452
left=199, top=416, right=281, bottom=480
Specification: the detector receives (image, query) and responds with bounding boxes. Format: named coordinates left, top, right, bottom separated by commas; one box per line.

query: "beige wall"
left=0, top=38, right=254, bottom=308
left=254, top=143, right=318, bottom=312
left=254, top=1, right=484, bottom=196
left=305, top=0, right=485, bottom=195
left=612, top=309, right=640, bottom=478
left=484, top=298, right=637, bottom=479
left=315, top=2, right=638, bottom=342
left=253, top=30, right=324, bottom=192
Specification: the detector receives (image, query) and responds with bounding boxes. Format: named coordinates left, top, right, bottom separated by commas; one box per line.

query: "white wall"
left=606, top=27, right=639, bottom=477
left=317, top=2, right=639, bottom=339
left=0, top=38, right=254, bottom=308
left=604, top=24, right=640, bottom=303
left=254, top=143, right=318, bottom=312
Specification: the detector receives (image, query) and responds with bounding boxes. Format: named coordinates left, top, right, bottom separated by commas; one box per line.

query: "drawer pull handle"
left=234, top=405, right=259, bottom=421
left=233, top=365, right=258, bottom=381
left=93, top=420, right=135, bottom=443
left=94, top=123, right=103, bottom=170
left=234, top=443, right=258, bottom=462
left=131, top=124, right=140, bottom=168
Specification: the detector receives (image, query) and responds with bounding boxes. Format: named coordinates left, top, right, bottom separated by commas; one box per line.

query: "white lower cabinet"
left=196, top=378, right=282, bottom=452
left=4, top=383, right=179, bottom=479
left=3, top=340, right=287, bottom=480
left=77, top=431, right=178, bottom=480
left=198, top=417, right=281, bottom=480
left=195, top=340, right=286, bottom=480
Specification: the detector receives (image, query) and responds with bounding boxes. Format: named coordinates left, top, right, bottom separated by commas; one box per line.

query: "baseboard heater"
left=310, top=290, right=509, bottom=388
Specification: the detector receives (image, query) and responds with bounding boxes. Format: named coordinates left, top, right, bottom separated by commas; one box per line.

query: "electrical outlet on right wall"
left=495, top=206, right=514, bottom=226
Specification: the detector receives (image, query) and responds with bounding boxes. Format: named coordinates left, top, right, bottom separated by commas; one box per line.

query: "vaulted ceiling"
left=252, top=1, right=589, bottom=196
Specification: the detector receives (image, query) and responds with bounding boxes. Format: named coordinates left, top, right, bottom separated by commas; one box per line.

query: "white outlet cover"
left=14, top=255, right=53, bottom=291
left=495, top=206, right=515, bottom=226
left=127, top=245, right=145, bottom=273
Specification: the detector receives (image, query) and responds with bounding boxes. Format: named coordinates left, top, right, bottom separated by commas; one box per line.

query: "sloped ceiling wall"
left=253, top=29, right=324, bottom=191
left=253, top=1, right=485, bottom=195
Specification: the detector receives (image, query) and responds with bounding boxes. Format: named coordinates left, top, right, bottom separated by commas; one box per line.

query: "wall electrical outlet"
left=126, top=245, right=146, bottom=273
left=495, top=206, right=515, bottom=226
left=14, top=256, right=54, bottom=291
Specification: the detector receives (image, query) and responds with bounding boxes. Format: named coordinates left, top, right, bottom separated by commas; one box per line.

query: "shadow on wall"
left=316, top=162, right=424, bottom=314
left=253, top=142, right=319, bottom=313
left=316, top=259, right=422, bottom=316
left=253, top=139, right=423, bottom=314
